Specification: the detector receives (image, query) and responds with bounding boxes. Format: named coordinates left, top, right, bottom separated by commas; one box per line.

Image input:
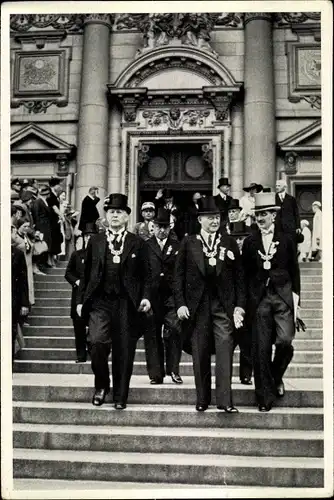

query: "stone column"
left=76, top=14, right=113, bottom=211
left=243, top=13, right=276, bottom=188
left=108, top=103, right=122, bottom=193
left=230, top=103, right=244, bottom=199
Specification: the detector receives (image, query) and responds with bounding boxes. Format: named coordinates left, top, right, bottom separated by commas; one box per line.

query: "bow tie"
left=261, top=229, right=274, bottom=236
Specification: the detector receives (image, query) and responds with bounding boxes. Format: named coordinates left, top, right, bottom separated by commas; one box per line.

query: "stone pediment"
left=278, top=120, right=321, bottom=153
left=11, top=123, right=76, bottom=159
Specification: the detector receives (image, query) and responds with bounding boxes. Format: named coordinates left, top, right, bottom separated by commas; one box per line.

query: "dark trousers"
left=72, top=316, right=88, bottom=359
left=88, top=296, right=138, bottom=404
left=252, top=287, right=294, bottom=407
left=144, top=295, right=182, bottom=380
left=233, top=325, right=253, bottom=380
left=12, top=314, right=18, bottom=366
left=191, top=295, right=234, bottom=407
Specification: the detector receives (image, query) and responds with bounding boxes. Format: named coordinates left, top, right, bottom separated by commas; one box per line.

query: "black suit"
left=78, top=231, right=151, bottom=403
left=12, top=246, right=29, bottom=362
left=184, top=202, right=200, bottom=235
left=213, top=194, right=233, bottom=231
left=144, top=235, right=182, bottom=380
left=242, top=229, right=300, bottom=407
left=65, top=249, right=88, bottom=360
left=174, top=232, right=246, bottom=407
left=78, top=195, right=100, bottom=232
left=275, top=193, right=300, bottom=246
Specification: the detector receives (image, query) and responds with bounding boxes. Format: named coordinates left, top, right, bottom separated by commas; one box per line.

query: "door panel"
left=295, top=183, right=322, bottom=231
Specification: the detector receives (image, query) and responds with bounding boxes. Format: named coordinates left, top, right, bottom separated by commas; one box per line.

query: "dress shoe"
left=217, top=405, right=239, bottom=413
left=150, top=378, right=164, bottom=385
left=170, top=372, right=183, bottom=384
left=195, top=404, right=208, bottom=412
left=276, top=381, right=285, bottom=397
left=76, top=357, right=87, bottom=363
left=258, top=404, right=272, bottom=412
left=114, top=402, right=127, bottom=410
left=240, top=377, right=252, bottom=385
left=92, top=388, right=109, bottom=406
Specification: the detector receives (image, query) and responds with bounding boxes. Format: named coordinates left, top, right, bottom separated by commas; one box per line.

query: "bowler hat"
left=243, top=182, right=263, bottom=193
left=153, top=208, right=170, bottom=226
left=197, top=196, right=220, bottom=215
left=228, top=199, right=241, bottom=210
left=254, top=192, right=280, bottom=212
left=217, top=177, right=231, bottom=188
left=103, top=193, right=131, bottom=214
left=229, top=221, right=249, bottom=237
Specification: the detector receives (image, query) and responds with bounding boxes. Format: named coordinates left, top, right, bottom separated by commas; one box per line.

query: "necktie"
left=261, top=229, right=273, bottom=236
left=208, top=234, right=212, bottom=249
left=158, top=239, right=164, bottom=251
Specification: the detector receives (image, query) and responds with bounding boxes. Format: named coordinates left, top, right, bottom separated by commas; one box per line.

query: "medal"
left=263, top=260, right=271, bottom=270
left=209, top=257, right=216, bottom=266
left=113, top=255, right=121, bottom=264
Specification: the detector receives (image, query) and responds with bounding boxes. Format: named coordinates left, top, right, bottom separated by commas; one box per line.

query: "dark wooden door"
left=295, top=183, right=322, bottom=231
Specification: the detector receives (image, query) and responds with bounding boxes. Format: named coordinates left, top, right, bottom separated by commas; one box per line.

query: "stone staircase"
left=12, top=261, right=324, bottom=491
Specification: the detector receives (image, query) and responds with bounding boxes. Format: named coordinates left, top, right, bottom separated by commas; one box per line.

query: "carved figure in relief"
left=178, top=13, right=218, bottom=56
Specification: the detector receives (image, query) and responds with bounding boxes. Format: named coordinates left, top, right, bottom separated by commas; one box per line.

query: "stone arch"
left=113, top=46, right=241, bottom=89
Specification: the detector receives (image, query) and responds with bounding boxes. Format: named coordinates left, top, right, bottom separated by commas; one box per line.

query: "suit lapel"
left=190, top=236, right=205, bottom=275
left=149, top=237, right=163, bottom=259
left=121, top=232, right=136, bottom=265
left=216, top=233, right=226, bottom=277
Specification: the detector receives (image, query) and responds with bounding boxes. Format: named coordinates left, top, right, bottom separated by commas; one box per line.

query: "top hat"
left=153, top=207, right=170, bottom=226
left=217, top=177, right=231, bottom=188
left=49, top=177, right=62, bottom=187
left=103, top=193, right=131, bottom=214
left=39, top=185, right=51, bottom=196
left=82, top=222, right=98, bottom=235
left=197, top=196, right=220, bottom=215
left=243, top=182, right=263, bottom=193
left=141, top=201, right=155, bottom=212
left=254, top=192, right=280, bottom=212
left=163, top=188, right=173, bottom=199
left=230, top=221, right=249, bottom=237
left=228, top=199, right=241, bottom=210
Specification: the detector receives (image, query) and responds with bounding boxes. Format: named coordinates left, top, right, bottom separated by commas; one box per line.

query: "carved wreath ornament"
left=142, top=108, right=210, bottom=129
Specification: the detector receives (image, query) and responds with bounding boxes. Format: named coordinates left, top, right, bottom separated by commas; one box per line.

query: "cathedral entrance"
left=138, top=141, right=213, bottom=218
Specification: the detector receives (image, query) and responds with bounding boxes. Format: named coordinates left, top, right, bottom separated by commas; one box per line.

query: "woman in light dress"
left=298, top=219, right=312, bottom=262
left=311, top=201, right=322, bottom=262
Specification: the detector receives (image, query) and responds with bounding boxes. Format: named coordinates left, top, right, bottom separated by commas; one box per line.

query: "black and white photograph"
left=1, top=1, right=333, bottom=498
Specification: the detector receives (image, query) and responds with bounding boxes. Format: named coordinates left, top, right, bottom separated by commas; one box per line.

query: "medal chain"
left=257, top=241, right=278, bottom=265
left=106, top=229, right=127, bottom=258
left=198, top=233, right=221, bottom=259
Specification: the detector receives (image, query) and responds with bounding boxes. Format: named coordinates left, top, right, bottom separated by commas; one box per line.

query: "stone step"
left=34, top=282, right=71, bottom=290
left=22, top=325, right=324, bottom=339
left=301, top=291, right=322, bottom=300
left=35, top=290, right=71, bottom=299
left=26, top=315, right=324, bottom=328
left=13, top=423, right=323, bottom=458
left=12, top=374, right=323, bottom=407
left=34, top=298, right=72, bottom=307
left=13, top=401, right=324, bottom=431
left=16, top=348, right=323, bottom=364
left=34, top=275, right=67, bottom=282
left=23, top=336, right=323, bottom=351
left=13, top=359, right=323, bottom=378
left=13, top=448, right=324, bottom=487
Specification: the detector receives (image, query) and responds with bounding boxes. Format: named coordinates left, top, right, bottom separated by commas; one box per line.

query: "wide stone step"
left=13, top=359, right=323, bottom=378
left=35, top=282, right=71, bottom=290
left=13, top=448, right=324, bottom=487
left=301, top=291, right=322, bottom=300
left=12, top=374, right=323, bottom=407
left=35, top=290, right=71, bottom=299
left=26, top=316, right=324, bottom=328
left=13, top=423, right=323, bottom=458
left=13, top=401, right=323, bottom=431
left=34, top=275, right=67, bottom=282
left=34, top=299, right=71, bottom=307
left=23, top=336, right=323, bottom=351
left=16, top=348, right=323, bottom=364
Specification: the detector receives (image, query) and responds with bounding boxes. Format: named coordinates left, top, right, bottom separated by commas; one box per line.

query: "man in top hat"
left=213, top=177, right=233, bottom=231
left=241, top=192, right=301, bottom=412
left=174, top=196, right=246, bottom=412
left=239, top=182, right=263, bottom=227
left=132, top=201, right=156, bottom=241
left=275, top=179, right=301, bottom=249
left=78, top=186, right=100, bottom=234
left=144, top=207, right=183, bottom=385
left=65, top=227, right=96, bottom=363
left=226, top=199, right=243, bottom=234
left=229, top=221, right=253, bottom=385
left=77, top=193, right=151, bottom=409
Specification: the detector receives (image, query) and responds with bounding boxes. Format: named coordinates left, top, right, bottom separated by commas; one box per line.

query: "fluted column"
left=243, top=13, right=276, bottom=188
left=230, top=103, right=244, bottom=199
left=108, top=103, right=122, bottom=193
left=76, top=14, right=113, bottom=211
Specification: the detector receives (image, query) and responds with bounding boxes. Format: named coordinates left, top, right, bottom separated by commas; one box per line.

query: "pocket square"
left=227, top=250, right=235, bottom=260
left=131, top=253, right=136, bottom=258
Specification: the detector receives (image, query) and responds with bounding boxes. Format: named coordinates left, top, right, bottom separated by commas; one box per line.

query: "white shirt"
left=261, top=224, right=275, bottom=254
left=200, top=229, right=216, bottom=249
left=219, top=192, right=227, bottom=200
left=279, top=192, right=286, bottom=202
left=156, top=237, right=167, bottom=251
